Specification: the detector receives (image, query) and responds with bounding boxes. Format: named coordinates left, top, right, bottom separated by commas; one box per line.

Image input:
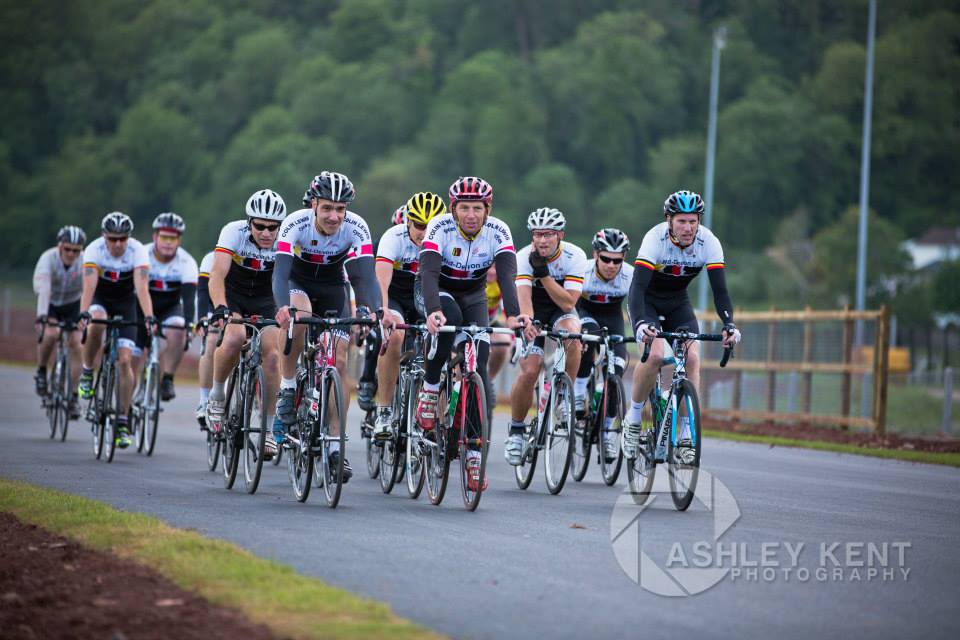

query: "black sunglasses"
left=597, top=255, right=624, bottom=265
left=61, top=247, right=82, bottom=254
left=105, top=235, right=128, bottom=244
left=251, top=221, right=280, bottom=232
left=410, top=221, right=428, bottom=231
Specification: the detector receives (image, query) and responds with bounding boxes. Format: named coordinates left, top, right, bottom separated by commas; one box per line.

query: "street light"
left=698, top=25, right=727, bottom=313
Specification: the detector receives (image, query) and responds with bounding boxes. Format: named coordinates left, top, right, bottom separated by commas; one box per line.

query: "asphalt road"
left=1, top=365, right=958, bottom=639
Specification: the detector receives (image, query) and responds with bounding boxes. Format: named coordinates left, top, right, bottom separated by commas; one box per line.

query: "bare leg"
left=117, top=348, right=135, bottom=415
left=376, top=327, right=404, bottom=407
left=160, top=324, right=187, bottom=376
left=510, top=353, right=542, bottom=423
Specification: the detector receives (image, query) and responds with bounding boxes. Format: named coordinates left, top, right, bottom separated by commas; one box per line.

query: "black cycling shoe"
left=34, top=370, right=48, bottom=397
left=68, top=395, right=81, bottom=420
left=160, top=375, right=176, bottom=401
left=330, top=450, right=352, bottom=483
left=357, top=381, right=376, bottom=412
left=277, top=388, right=296, bottom=426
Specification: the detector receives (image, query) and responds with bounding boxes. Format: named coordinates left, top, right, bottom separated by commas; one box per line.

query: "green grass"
left=704, top=429, right=960, bottom=467
left=0, top=478, right=440, bottom=640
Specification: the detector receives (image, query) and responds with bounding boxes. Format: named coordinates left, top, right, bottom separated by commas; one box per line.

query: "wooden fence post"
left=841, top=304, right=853, bottom=418
left=873, top=305, right=890, bottom=435
left=801, top=305, right=813, bottom=421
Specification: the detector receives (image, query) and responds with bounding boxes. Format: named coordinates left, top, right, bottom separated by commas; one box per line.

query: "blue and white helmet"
left=663, top=190, right=705, bottom=216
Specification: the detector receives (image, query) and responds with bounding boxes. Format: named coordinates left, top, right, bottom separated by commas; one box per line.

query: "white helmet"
left=245, top=189, right=287, bottom=221
left=526, top=207, right=566, bottom=232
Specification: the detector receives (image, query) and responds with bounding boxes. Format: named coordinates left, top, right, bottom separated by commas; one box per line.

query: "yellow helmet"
left=405, top=191, right=446, bottom=225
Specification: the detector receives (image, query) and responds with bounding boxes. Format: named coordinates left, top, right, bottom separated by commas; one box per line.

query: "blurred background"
left=0, top=0, right=957, bottom=434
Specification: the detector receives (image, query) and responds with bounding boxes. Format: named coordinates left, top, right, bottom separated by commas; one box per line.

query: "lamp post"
left=698, top=25, right=727, bottom=313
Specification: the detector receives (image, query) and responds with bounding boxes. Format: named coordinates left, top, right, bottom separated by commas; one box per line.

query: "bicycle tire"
left=378, top=375, right=406, bottom=494
left=571, top=413, right=592, bottom=482
left=544, top=373, right=574, bottom=495
left=102, top=364, right=119, bottom=463
left=514, top=416, right=538, bottom=490
left=132, top=372, right=145, bottom=453
left=221, top=371, right=241, bottom=489
left=90, top=367, right=105, bottom=460
left=364, top=410, right=379, bottom=479
left=626, top=387, right=663, bottom=500
left=242, top=366, right=267, bottom=494
left=47, top=358, right=60, bottom=439
left=206, top=428, right=220, bottom=472
left=288, top=374, right=314, bottom=503
left=320, top=369, right=346, bottom=508
left=405, top=374, right=425, bottom=499
left=668, top=379, right=701, bottom=511
left=599, top=375, right=625, bottom=486
left=425, top=384, right=450, bottom=506
left=144, top=362, right=161, bottom=456
left=459, top=372, right=489, bottom=511
left=56, top=353, right=71, bottom=442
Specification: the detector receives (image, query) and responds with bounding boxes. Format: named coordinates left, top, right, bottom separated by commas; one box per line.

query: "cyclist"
left=485, top=263, right=513, bottom=404
left=273, top=172, right=381, bottom=482
left=505, top=207, right=588, bottom=466
left=415, top=176, right=528, bottom=490
left=371, top=191, right=445, bottom=440
left=623, top=189, right=741, bottom=459
left=33, top=225, right=86, bottom=415
left=135, top=212, right=198, bottom=402
left=195, top=250, right=215, bottom=426
left=207, top=189, right=286, bottom=460
left=575, top=228, right=634, bottom=462
left=77, top=212, right=154, bottom=448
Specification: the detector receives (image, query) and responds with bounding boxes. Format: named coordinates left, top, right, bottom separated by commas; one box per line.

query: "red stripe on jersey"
left=496, top=245, right=515, bottom=254
left=635, top=259, right=655, bottom=270
left=707, top=263, right=725, bottom=270
left=359, top=244, right=373, bottom=256
left=276, top=241, right=292, bottom=254
left=422, top=241, right=440, bottom=252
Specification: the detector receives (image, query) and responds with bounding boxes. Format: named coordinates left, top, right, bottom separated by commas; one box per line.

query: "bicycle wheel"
left=288, top=377, right=314, bottom=503
left=221, top=371, right=241, bottom=489
left=56, top=353, right=71, bottom=442
left=544, top=373, right=574, bottom=495
left=144, top=362, right=161, bottom=456
left=320, top=369, right=346, bottom=508
left=90, top=368, right=106, bottom=460
left=571, top=411, right=592, bottom=482
left=47, top=360, right=60, bottom=439
left=626, top=389, right=662, bottom=500
left=50, top=353, right=67, bottom=440
left=133, top=371, right=146, bottom=453
left=458, top=371, right=489, bottom=511
left=514, top=417, right=538, bottom=490
left=405, top=375, right=425, bottom=499
left=363, top=409, right=379, bottom=479
left=378, top=380, right=406, bottom=494
left=205, top=428, right=220, bottom=472
left=668, top=379, right=701, bottom=511
left=102, top=365, right=119, bottom=464
left=242, top=367, right=267, bottom=494
left=599, top=375, right=626, bottom=486
left=425, top=385, right=450, bottom=506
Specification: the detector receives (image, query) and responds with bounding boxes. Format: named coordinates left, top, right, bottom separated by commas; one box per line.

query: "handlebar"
left=215, top=316, right=279, bottom=348
left=81, top=316, right=144, bottom=345
left=282, top=309, right=377, bottom=355
left=639, top=330, right=733, bottom=368
left=36, top=317, right=79, bottom=343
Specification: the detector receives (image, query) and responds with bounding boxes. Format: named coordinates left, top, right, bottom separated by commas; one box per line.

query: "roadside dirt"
left=0, top=512, right=280, bottom=640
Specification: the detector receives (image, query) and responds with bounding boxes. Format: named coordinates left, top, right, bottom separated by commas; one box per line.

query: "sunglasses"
left=410, top=222, right=427, bottom=231
left=251, top=222, right=280, bottom=232
left=597, top=255, right=624, bottom=265
left=105, top=236, right=128, bottom=244
left=61, top=247, right=82, bottom=254
left=532, top=231, right=558, bottom=239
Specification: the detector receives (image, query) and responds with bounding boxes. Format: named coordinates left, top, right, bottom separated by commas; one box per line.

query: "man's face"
left=249, top=217, right=280, bottom=249
left=669, top=213, right=700, bottom=246
left=594, top=249, right=625, bottom=279
left=152, top=230, right=181, bottom=260
left=532, top=230, right=562, bottom=257
left=58, top=242, right=83, bottom=266
left=407, top=220, right=428, bottom=246
left=453, top=201, right=487, bottom=236
left=103, top=233, right=129, bottom=258
left=313, top=198, right=347, bottom=235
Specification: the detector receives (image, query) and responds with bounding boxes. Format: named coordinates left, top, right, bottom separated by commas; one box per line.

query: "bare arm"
left=208, top=252, right=231, bottom=309
left=518, top=285, right=534, bottom=318
left=80, top=267, right=98, bottom=313
left=539, top=277, right=579, bottom=312
left=375, top=261, right=394, bottom=315
left=134, top=267, right=154, bottom=318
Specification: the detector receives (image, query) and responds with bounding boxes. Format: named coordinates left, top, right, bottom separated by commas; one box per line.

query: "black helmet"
left=56, top=225, right=86, bottom=245
left=101, top=212, right=134, bottom=235
left=307, top=171, right=356, bottom=204
left=592, top=228, right=630, bottom=254
left=152, top=212, right=186, bottom=234
left=663, top=190, right=705, bottom=216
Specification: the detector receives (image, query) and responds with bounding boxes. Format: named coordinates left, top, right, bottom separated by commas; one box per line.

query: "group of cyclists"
left=32, top=170, right=741, bottom=495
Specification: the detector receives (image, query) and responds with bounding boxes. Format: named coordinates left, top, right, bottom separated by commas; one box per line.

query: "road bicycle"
left=513, top=323, right=578, bottom=495
left=210, top=316, right=278, bottom=494
left=82, top=316, right=143, bottom=463
left=571, top=330, right=633, bottom=486
left=626, top=329, right=732, bottom=510
left=283, top=310, right=376, bottom=508
left=130, top=322, right=187, bottom=456
left=37, top=317, right=78, bottom=442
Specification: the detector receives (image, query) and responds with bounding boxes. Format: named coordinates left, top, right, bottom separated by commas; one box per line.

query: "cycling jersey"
left=197, top=250, right=214, bottom=319
left=420, top=214, right=515, bottom=294
left=33, top=247, right=83, bottom=317
left=633, top=221, right=724, bottom=295
left=82, top=237, right=150, bottom=302
left=486, top=280, right=502, bottom=323
left=578, top=259, right=634, bottom=315
left=145, top=244, right=199, bottom=312
left=276, top=208, right=373, bottom=284
left=516, top=241, right=588, bottom=311
left=215, top=220, right=277, bottom=299
left=376, top=223, right=419, bottom=297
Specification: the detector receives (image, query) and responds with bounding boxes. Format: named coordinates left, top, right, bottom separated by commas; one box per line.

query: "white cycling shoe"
left=504, top=432, right=524, bottom=466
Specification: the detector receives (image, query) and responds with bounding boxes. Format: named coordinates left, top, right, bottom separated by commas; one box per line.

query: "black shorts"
left=642, top=292, right=699, bottom=334
left=289, top=277, right=349, bottom=318
left=90, top=293, right=139, bottom=346
left=47, top=300, right=80, bottom=323
left=135, top=299, right=185, bottom=349
left=225, top=288, right=276, bottom=320
left=387, top=295, right=423, bottom=324
left=578, top=303, right=628, bottom=363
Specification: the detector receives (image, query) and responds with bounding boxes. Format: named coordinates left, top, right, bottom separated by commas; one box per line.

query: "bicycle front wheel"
left=364, top=410, right=379, bottom=479
left=242, top=367, right=267, bottom=494
left=90, top=368, right=106, bottom=460
left=626, top=389, right=662, bottom=500
left=53, top=353, right=70, bottom=441
left=599, top=375, right=625, bottom=486
left=320, top=369, right=346, bottom=508
left=544, top=373, right=574, bottom=495
left=133, top=371, right=146, bottom=453
left=144, top=362, right=161, bottom=456
left=205, top=427, right=220, bottom=472
left=102, top=365, right=119, bottom=464
left=458, top=372, right=489, bottom=511
left=668, top=379, right=701, bottom=511
left=405, top=375, right=425, bottom=499
left=425, top=385, right=450, bottom=506
left=221, top=371, right=241, bottom=489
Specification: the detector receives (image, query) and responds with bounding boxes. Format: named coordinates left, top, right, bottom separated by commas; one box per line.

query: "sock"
left=574, top=377, right=589, bottom=399
left=162, top=372, right=173, bottom=382
left=329, top=440, right=340, bottom=454
left=82, top=366, right=93, bottom=376
left=423, top=381, right=440, bottom=393
left=199, top=387, right=210, bottom=403
left=210, top=380, right=225, bottom=401
left=116, top=414, right=128, bottom=425
left=627, top=399, right=646, bottom=424
left=509, top=419, right=526, bottom=435
left=281, top=376, right=296, bottom=390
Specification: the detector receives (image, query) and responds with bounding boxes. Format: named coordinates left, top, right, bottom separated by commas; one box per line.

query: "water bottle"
left=538, top=379, right=551, bottom=413
left=591, top=379, right=603, bottom=413
left=448, top=379, right=461, bottom=416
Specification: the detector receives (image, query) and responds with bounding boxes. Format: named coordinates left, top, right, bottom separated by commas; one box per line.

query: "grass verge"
left=0, top=478, right=440, bottom=640
left=704, top=430, right=960, bottom=467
